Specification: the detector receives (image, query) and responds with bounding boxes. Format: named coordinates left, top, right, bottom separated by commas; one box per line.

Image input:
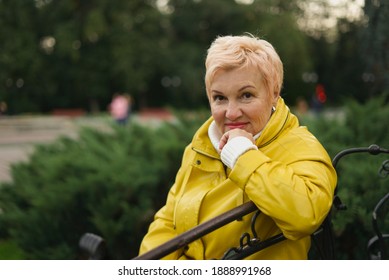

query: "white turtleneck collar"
left=208, top=120, right=261, bottom=153
left=207, top=120, right=260, bottom=168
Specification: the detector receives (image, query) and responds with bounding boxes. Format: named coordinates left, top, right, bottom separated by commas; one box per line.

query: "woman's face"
left=208, top=65, right=278, bottom=136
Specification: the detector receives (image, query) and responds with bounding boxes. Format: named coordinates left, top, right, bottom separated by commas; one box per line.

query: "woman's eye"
left=213, top=95, right=225, bottom=101
left=242, top=92, right=252, bottom=99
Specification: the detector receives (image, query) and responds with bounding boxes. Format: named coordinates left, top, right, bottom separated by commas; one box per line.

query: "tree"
left=0, top=0, right=333, bottom=112
left=328, top=19, right=367, bottom=103
left=361, top=0, right=389, bottom=98
left=163, top=0, right=313, bottom=107
left=0, top=0, right=169, bottom=113
left=0, top=0, right=47, bottom=113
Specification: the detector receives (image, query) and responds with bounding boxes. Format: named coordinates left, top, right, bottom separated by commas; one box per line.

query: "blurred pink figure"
left=109, top=93, right=131, bottom=125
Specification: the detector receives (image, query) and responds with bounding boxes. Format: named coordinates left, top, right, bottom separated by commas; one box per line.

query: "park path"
left=0, top=115, right=110, bottom=183
left=0, top=109, right=175, bottom=183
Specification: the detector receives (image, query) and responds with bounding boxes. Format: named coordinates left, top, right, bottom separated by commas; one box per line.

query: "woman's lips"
left=225, top=122, right=247, bottom=129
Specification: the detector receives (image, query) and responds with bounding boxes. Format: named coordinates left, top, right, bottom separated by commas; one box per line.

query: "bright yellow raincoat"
left=139, top=98, right=337, bottom=259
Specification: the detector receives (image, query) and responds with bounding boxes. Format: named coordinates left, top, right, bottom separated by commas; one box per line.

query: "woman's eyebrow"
left=211, top=85, right=255, bottom=95
left=238, top=85, right=256, bottom=92
left=211, top=89, right=223, bottom=94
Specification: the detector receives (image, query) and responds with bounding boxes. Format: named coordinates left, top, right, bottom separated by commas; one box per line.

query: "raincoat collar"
left=255, top=97, right=297, bottom=148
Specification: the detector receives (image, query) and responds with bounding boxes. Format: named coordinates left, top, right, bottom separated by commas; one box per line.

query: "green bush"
left=0, top=240, right=25, bottom=259
left=0, top=113, right=206, bottom=259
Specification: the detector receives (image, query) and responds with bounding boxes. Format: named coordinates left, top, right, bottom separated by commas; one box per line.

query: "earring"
left=272, top=106, right=276, bottom=112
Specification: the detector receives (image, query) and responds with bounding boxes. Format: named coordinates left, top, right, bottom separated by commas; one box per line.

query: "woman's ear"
left=272, top=92, right=280, bottom=105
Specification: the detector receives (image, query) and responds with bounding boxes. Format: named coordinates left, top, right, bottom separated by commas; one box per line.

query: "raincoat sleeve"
left=138, top=182, right=183, bottom=259
left=138, top=145, right=194, bottom=259
left=228, top=133, right=337, bottom=241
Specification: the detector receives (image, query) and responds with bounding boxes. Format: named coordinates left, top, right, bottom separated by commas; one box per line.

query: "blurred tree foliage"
left=0, top=0, right=169, bottom=113
left=2, top=0, right=385, bottom=114
left=361, top=0, right=389, bottom=98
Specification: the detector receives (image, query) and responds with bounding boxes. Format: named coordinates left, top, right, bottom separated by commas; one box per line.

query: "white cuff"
left=220, top=136, right=258, bottom=169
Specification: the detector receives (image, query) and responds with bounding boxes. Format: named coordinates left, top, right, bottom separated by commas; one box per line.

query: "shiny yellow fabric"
left=139, top=98, right=337, bottom=259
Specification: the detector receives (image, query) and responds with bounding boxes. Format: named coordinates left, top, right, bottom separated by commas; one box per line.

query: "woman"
left=139, top=34, right=337, bottom=259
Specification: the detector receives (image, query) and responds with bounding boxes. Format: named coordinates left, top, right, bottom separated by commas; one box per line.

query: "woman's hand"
left=219, top=129, right=255, bottom=151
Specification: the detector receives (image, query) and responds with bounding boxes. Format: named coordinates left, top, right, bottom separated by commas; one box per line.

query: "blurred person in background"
left=0, top=101, right=7, bottom=116
left=139, top=34, right=337, bottom=259
left=108, top=92, right=132, bottom=125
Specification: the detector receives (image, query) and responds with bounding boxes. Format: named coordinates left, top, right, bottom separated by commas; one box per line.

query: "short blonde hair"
left=205, top=34, right=283, bottom=97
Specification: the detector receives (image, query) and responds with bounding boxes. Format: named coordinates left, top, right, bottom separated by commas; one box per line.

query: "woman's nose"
left=225, top=102, right=242, bottom=120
